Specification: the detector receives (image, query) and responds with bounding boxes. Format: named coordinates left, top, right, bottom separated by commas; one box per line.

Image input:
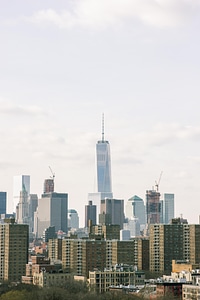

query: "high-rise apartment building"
left=146, top=190, right=160, bottom=224
left=163, top=193, right=174, bottom=224
left=0, top=192, right=6, bottom=215
left=90, top=224, right=120, bottom=240
left=149, top=221, right=200, bottom=274
left=34, top=192, right=68, bottom=238
left=48, top=238, right=62, bottom=261
left=62, top=239, right=137, bottom=277
left=13, top=175, right=30, bottom=213
left=0, top=218, right=29, bottom=282
left=62, top=239, right=106, bottom=277
left=100, top=198, right=124, bottom=229
left=85, top=201, right=96, bottom=227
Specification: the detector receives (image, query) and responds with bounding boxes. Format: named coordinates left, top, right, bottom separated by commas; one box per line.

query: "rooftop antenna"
left=102, top=113, right=104, bottom=142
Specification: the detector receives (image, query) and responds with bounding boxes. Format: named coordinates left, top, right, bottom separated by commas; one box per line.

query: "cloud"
left=0, top=101, right=46, bottom=116
left=26, top=0, right=200, bottom=29
left=136, top=123, right=200, bottom=148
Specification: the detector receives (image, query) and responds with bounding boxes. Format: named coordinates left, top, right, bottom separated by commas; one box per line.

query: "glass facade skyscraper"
left=163, top=193, right=174, bottom=224
left=0, top=192, right=6, bottom=215
left=96, top=116, right=112, bottom=193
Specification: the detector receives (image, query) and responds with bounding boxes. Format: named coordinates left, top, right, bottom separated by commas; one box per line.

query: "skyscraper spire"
left=102, top=113, right=104, bottom=142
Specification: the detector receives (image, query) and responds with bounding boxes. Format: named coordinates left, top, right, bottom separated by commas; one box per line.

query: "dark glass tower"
left=0, top=192, right=6, bottom=214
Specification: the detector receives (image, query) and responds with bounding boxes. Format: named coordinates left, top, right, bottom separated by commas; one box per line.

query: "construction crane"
left=49, top=166, right=55, bottom=181
left=155, top=171, right=163, bottom=192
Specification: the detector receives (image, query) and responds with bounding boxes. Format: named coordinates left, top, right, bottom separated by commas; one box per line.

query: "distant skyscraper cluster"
left=0, top=115, right=183, bottom=289
left=1, top=115, right=175, bottom=242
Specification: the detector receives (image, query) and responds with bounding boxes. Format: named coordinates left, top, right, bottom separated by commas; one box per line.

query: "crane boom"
left=49, top=166, right=55, bottom=180
left=155, top=171, right=163, bottom=192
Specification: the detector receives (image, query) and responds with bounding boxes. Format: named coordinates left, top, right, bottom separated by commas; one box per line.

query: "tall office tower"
left=100, top=198, right=124, bottom=229
left=28, top=194, right=38, bottom=234
left=34, top=192, right=68, bottom=238
left=123, top=217, right=140, bottom=237
left=146, top=190, right=161, bottom=224
left=0, top=218, right=29, bottom=282
left=0, top=192, right=6, bottom=215
left=43, top=226, right=57, bottom=242
left=88, top=115, right=113, bottom=218
left=68, top=209, right=79, bottom=229
left=13, top=175, right=30, bottom=213
left=163, top=193, right=174, bottom=224
left=149, top=221, right=200, bottom=274
left=120, top=230, right=131, bottom=241
left=43, top=179, right=54, bottom=193
left=17, top=189, right=29, bottom=224
left=85, top=201, right=96, bottom=228
left=159, top=199, right=164, bottom=224
left=96, top=114, right=112, bottom=194
left=126, top=195, right=146, bottom=227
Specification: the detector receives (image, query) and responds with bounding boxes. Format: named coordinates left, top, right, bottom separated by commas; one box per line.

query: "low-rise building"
left=156, top=281, right=183, bottom=299
left=33, top=271, right=72, bottom=287
left=89, top=264, right=145, bottom=293
left=182, top=284, right=200, bottom=299
left=22, top=255, right=62, bottom=284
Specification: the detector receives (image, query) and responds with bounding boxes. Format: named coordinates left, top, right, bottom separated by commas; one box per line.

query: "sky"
left=0, top=0, right=200, bottom=226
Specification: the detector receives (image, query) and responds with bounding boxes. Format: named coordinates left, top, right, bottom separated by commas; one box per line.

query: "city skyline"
left=0, top=1, right=200, bottom=226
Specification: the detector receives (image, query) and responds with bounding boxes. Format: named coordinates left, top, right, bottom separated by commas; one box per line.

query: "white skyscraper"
left=68, top=209, right=79, bottom=229
left=13, top=175, right=30, bottom=214
left=96, top=114, right=112, bottom=193
left=126, top=195, right=146, bottom=227
left=88, top=115, right=113, bottom=218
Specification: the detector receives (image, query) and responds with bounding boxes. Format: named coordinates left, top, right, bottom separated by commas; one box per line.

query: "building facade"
left=68, top=209, right=79, bottom=229
left=149, top=222, right=200, bottom=274
left=0, top=192, right=6, bottom=215
left=35, top=192, right=68, bottom=238
left=85, top=201, right=96, bottom=227
left=0, top=218, right=29, bottom=282
left=100, top=198, right=124, bottom=229
left=89, top=265, right=145, bottom=293
left=62, top=239, right=106, bottom=277
left=43, top=179, right=54, bottom=193
left=13, top=175, right=30, bottom=214
left=163, top=193, right=174, bottom=224
left=126, top=195, right=146, bottom=227
left=146, top=190, right=160, bottom=225
left=96, top=115, right=112, bottom=194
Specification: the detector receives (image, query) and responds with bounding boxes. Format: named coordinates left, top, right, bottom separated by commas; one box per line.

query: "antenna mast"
left=102, top=113, right=104, bottom=142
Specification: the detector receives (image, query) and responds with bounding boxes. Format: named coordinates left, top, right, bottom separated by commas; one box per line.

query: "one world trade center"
left=96, top=114, right=112, bottom=193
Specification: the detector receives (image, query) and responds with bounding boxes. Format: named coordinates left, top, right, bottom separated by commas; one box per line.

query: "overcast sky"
left=1, top=0, right=200, bottom=226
